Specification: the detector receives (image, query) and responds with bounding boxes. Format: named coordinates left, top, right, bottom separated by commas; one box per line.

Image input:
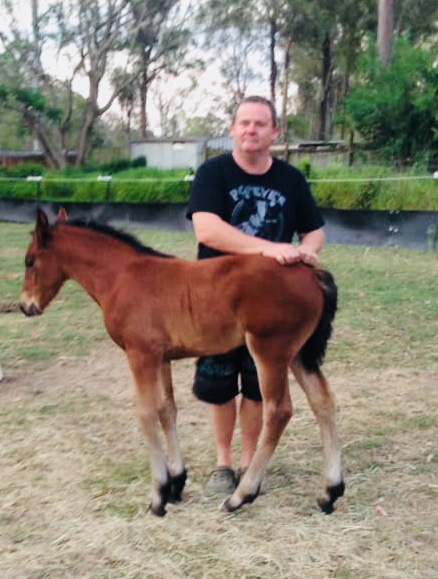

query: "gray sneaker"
left=236, top=467, right=271, bottom=495
left=205, top=466, right=237, bottom=495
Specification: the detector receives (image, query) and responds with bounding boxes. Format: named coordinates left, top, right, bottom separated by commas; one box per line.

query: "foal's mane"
left=57, top=219, right=174, bottom=258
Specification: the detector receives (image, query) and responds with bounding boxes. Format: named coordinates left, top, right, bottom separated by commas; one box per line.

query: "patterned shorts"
left=193, top=346, right=261, bottom=404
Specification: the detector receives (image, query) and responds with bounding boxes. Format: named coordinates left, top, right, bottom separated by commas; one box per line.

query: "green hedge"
left=0, top=161, right=437, bottom=210
left=298, top=162, right=438, bottom=211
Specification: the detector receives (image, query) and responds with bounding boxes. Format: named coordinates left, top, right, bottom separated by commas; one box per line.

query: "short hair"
left=233, top=96, right=277, bottom=127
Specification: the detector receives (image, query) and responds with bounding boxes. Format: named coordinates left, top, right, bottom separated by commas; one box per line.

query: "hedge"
left=0, top=161, right=437, bottom=211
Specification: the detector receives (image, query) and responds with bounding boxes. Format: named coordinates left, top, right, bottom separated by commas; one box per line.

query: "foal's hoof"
left=222, top=489, right=259, bottom=513
left=317, top=480, right=345, bottom=514
left=221, top=497, right=239, bottom=513
left=149, top=503, right=167, bottom=517
left=169, top=469, right=187, bottom=503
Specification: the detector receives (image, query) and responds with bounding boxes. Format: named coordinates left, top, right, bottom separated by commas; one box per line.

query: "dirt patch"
left=1, top=346, right=437, bottom=578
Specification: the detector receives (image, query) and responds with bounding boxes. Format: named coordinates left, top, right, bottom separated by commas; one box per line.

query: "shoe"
left=236, top=467, right=271, bottom=495
left=204, top=466, right=237, bottom=495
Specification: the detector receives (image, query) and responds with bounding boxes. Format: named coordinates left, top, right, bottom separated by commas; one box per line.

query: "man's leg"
left=210, top=398, right=237, bottom=468
left=193, top=353, right=240, bottom=494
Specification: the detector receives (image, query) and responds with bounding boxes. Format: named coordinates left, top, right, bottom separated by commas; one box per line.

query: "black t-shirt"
left=186, top=153, right=324, bottom=259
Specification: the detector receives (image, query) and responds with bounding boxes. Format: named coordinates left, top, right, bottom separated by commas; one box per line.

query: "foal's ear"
left=35, top=208, right=51, bottom=247
left=56, top=207, right=68, bottom=222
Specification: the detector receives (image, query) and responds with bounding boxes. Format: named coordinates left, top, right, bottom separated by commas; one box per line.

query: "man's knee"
left=193, top=374, right=239, bottom=404
left=193, top=354, right=239, bottom=404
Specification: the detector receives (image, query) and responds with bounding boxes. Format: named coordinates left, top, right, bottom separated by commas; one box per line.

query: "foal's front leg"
left=158, top=362, right=187, bottom=503
left=127, top=350, right=171, bottom=516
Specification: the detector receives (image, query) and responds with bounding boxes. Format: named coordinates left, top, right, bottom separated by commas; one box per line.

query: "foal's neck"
left=55, top=225, right=137, bottom=306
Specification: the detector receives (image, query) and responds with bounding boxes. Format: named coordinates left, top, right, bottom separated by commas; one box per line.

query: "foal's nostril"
left=20, top=302, right=41, bottom=317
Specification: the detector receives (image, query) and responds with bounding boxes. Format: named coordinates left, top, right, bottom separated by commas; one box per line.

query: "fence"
left=1, top=173, right=437, bottom=251
left=0, top=172, right=437, bottom=203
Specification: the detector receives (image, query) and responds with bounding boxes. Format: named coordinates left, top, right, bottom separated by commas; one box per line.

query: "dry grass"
left=1, top=345, right=437, bottom=579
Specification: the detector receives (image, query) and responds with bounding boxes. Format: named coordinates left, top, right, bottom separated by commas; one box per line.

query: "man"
left=186, top=96, right=325, bottom=494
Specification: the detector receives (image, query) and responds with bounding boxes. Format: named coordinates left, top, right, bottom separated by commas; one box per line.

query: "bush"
left=308, top=163, right=438, bottom=211
left=0, top=162, right=45, bottom=178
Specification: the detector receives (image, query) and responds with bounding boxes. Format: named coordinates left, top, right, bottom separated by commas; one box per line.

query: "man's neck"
left=232, top=151, right=273, bottom=175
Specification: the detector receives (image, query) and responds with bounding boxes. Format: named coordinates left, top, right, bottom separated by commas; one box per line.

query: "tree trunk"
left=269, top=17, right=277, bottom=107
left=378, top=0, right=393, bottom=66
left=318, top=32, right=331, bottom=141
left=23, top=109, right=65, bottom=169
left=280, top=37, right=293, bottom=160
left=76, top=73, right=100, bottom=166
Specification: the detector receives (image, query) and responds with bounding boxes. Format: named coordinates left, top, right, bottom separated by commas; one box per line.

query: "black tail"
left=299, top=268, right=338, bottom=373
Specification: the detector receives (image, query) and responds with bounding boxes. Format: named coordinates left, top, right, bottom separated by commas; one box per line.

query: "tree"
left=345, top=40, right=438, bottom=164
left=129, top=0, right=193, bottom=139
left=0, top=0, right=192, bottom=166
left=195, top=1, right=264, bottom=118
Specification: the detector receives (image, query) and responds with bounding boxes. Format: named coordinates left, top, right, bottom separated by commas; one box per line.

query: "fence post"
left=97, top=175, right=112, bottom=202
left=26, top=175, right=43, bottom=202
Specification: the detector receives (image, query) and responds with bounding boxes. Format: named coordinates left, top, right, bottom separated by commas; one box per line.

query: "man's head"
left=231, top=96, right=279, bottom=157
left=232, top=96, right=277, bottom=127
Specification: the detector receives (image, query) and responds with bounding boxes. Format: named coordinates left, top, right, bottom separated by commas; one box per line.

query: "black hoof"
left=317, top=497, right=335, bottom=514
left=169, top=469, right=187, bottom=503
left=222, top=488, right=259, bottom=513
left=240, top=489, right=259, bottom=506
left=317, top=480, right=345, bottom=514
left=150, top=503, right=167, bottom=517
left=222, top=498, right=238, bottom=513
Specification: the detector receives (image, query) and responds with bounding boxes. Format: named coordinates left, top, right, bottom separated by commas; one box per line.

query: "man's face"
left=231, top=102, right=280, bottom=155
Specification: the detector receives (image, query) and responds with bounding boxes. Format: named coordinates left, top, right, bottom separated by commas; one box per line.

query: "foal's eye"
left=25, top=255, right=36, bottom=268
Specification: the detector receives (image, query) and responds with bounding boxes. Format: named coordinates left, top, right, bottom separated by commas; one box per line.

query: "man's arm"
left=192, top=212, right=323, bottom=266
left=297, top=228, right=325, bottom=263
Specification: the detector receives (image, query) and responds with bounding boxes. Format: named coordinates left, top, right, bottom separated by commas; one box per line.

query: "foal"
left=20, top=209, right=345, bottom=516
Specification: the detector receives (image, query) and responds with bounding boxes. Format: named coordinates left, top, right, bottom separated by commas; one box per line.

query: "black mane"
left=57, top=218, right=174, bottom=258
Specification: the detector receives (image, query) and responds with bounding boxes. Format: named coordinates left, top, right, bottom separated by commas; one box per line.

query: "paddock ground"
left=1, top=343, right=437, bottom=579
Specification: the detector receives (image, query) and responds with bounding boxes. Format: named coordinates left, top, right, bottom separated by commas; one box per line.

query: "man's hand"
left=261, top=243, right=320, bottom=266
left=296, top=244, right=320, bottom=267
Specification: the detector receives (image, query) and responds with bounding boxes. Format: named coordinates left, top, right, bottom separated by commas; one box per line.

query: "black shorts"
left=193, top=346, right=261, bottom=404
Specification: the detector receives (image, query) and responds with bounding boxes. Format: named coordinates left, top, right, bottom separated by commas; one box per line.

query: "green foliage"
left=345, top=38, right=438, bottom=164
left=0, top=165, right=192, bottom=203
left=309, top=163, right=438, bottom=210
left=0, top=163, right=45, bottom=178
left=1, top=161, right=437, bottom=209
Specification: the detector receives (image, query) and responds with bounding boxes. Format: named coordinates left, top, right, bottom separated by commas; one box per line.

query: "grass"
left=0, top=222, right=437, bottom=578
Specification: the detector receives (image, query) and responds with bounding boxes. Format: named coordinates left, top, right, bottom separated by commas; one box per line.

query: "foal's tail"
left=299, top=268, right=338, bottom=373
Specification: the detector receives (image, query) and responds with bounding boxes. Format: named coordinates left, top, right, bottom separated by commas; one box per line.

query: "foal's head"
left=20, top=208, right=68, bottom=316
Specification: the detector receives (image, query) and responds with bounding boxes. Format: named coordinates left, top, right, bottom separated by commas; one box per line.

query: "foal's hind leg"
left=290, top=360, right=344, bottom=513
left=158, top=362, right=187, bottom=503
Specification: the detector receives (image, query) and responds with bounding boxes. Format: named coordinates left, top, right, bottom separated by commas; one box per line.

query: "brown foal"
left=20, top=209, right=344, bottom=516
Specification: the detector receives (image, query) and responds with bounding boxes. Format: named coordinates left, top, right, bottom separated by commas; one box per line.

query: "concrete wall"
left=1, top=199, right=437, bottom=251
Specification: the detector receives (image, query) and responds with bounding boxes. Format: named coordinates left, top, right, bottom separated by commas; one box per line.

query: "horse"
left=20, top=208, right=345, bottom=517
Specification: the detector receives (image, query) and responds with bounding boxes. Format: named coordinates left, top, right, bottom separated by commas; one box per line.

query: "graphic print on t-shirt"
left=229, top=185, right=286, bottom=240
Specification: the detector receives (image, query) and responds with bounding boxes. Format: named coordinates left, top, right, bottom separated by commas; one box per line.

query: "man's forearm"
left=299, top=229, right=325, bottom=254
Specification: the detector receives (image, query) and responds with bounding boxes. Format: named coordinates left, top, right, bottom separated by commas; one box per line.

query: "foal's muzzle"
left=20, top=301, right=42, bottom=317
